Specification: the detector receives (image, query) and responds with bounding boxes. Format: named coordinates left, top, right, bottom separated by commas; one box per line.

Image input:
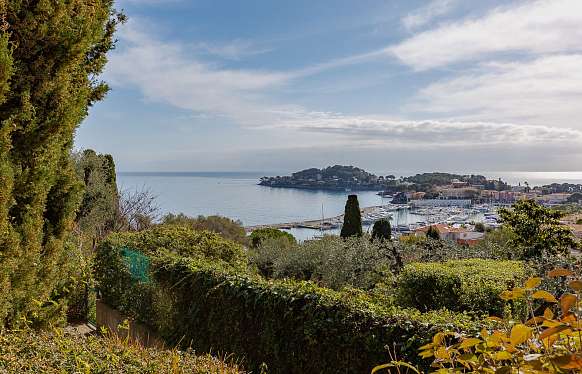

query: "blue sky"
left=76, top=0, right=582, bottom=173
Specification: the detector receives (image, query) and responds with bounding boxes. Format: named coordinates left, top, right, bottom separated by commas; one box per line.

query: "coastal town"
left=256, top=166, right=582, bottom=245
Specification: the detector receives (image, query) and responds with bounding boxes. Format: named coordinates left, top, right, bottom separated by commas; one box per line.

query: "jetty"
left=244, top=205, right=399, bottom=233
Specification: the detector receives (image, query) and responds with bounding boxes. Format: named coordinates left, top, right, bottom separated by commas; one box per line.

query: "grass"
left=0, top=327, right=245, bottom=373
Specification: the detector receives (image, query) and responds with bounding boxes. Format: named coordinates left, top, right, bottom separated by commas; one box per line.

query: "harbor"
left=245, top=202, right=502, bottom=240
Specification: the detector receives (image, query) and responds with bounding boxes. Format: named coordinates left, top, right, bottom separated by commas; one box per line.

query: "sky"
left=76, top=0, right=582, bottom=174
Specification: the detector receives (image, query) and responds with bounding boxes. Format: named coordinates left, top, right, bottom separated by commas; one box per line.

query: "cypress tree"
left=0, top=0, right=123, bottom=328
left=340, top=195, right=362, bottom=238
left=371, top=219, right=391, bottom=241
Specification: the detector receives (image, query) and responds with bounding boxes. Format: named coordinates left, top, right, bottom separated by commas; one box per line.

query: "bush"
left=372, top=219, right=391, bottom=241
left=396, top=259, right=527, bottom=316
left=101, top=225, right=247, bottom=269
left=250, top=235, right=400, bottom=290
left=405, top=268, right=582, bottom=373
left=0, top=328, right=243, bottom=373
left=96, top=237, right=477, bottom=373
left=162, top=213, right=248, bottom=245
left=249, top=227, right=295, bottom=248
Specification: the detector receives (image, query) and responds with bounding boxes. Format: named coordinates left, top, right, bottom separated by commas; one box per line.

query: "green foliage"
left=396, top=259, right=527, bottom=316
left=0, top=328, right=244, bottom=373
left=99, top=226, right=248, bottom=270
left=340, top=194, right=362, bottom=238
left=474, top=222, right=485, bottom=233
left=250, top=235, right=400, bottom=290
left=73, top=149, right=119, bottom=246
left=499, top=200, right=578, bottom=258
left=372, top=219, right=392, bottom=241
left=0, top=1, right=122, bottom=328
left=426, top=226, right=441, bottom=240
left=96, top=242, right=477, bottom=373
left=162, top=213, right=248, bottom=245
left=249, top=227, right=296, bottom=248
left=412, top=269, right=582, bottom=373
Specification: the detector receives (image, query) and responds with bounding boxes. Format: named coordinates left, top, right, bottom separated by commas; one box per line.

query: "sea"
left=117, top=171, right=582, bottom=241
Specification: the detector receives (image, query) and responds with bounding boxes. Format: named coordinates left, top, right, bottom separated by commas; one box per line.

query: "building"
left=535, top=193, right=571, bottom=205
left=411, top=199, right=472, bottom=207
left=414, top=224, right=485, bottom=244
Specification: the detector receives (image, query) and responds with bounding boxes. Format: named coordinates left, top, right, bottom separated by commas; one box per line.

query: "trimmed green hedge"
left=396, top=259, right=526, bottom=316
left=96, top=228, right=478, bottom=373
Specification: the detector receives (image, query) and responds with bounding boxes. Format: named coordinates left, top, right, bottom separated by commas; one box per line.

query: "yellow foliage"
left=385, top=268, right=582, bottom=373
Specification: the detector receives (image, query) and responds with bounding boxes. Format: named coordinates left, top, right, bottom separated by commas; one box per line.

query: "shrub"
left=249, top=227, right=296, bottom=248
left=101, top=225, right=247, bottom=269
left=162, top=213, right=248, bottom=245
left=0, top=328, right=244, bottom=373
left=250, top=235, right=400, bottom=290
left=406, top=268, right=582, bottom=373
left=372, top=219, right=391, bottom=241
left=396, top=259, right=527, bottom=316
left=96, top=240, right=477, bottom=373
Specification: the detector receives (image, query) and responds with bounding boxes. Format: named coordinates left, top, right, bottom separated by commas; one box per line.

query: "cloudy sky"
left=76, top=0, right=582, bottom=173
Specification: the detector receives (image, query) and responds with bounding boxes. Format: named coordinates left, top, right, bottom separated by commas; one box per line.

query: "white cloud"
left=391, top=0, right=582, bottom=70
left=274, top=112, right=582, bottom=147
left=412, top=54, right=582, bottom=127
left=106, top=20, right=294, bottom=125
left=105, top=18, right=582, bottom=154
left=402, top=0, right=459, bottom=31
left=193, top=40, right=272, bottom=60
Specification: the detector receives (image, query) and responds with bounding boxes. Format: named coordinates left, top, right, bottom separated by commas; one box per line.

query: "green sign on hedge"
left=120, top=247, right=150, bottom=283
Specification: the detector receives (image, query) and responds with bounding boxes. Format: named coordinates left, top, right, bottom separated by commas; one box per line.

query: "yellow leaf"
left=418, top=343, right=434, bottom=350
left=500, top=290, right=514, bottom=301
left=532, top=290, right=558, bottom=303
left=525, top=277, right=542, bottom=289
left=560, top=293, right=577, bottom=315
left=494, top=351, right=513, bottom=361
left=435, top=346, right=450, bottom=360
left=543, top=307, right=554, bottom=320
left=510, top=324, right=532, bottom=346
left=433, top=332, right=445, bottom=346
left=512, top=288, right=526, bottom=298
left=487, top=316, right=503, bottom=323
left=525, top=316, right=545, bottom=326
left=569, top=280, right=582, bottom=292
left=548, top=268, right=574, bottom=278
left=459, top=338, right=482, bottom=349
left=539, top=325, right=569, bottom=340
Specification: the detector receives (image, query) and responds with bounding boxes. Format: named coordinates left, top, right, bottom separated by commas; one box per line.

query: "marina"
left=245, top=202, right=502, bottom=240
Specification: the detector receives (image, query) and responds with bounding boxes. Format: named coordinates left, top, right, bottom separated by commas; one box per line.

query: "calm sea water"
left=117, top=171, right=582, bottom=240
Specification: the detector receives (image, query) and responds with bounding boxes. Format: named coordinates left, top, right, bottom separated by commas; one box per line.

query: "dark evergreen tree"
left=0, top=1, right=123, bottom=328
left=340, top=195, right=362, bottom=238
left=426, top=226, right=441, bottom=240
left=371, top=219, right=391, bottom=241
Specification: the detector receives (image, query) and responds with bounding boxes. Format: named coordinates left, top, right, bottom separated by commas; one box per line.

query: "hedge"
left=0, top=328, right=243, bottom=373
left=396, top=259, right=527, bottom=316
left=95, top=228, right=478, bottom=374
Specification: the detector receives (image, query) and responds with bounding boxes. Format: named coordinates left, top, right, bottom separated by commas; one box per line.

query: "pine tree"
left=0, top=0, right=123, bottom=328
left=340, top=195, right=362, bottom=238
left=371, top=219, right=391, bottom=241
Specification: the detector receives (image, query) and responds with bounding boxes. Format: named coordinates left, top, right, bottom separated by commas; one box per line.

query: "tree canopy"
left=0, top=0, right=123, bottom=328
left=499, top=199, right=578, bottom=259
